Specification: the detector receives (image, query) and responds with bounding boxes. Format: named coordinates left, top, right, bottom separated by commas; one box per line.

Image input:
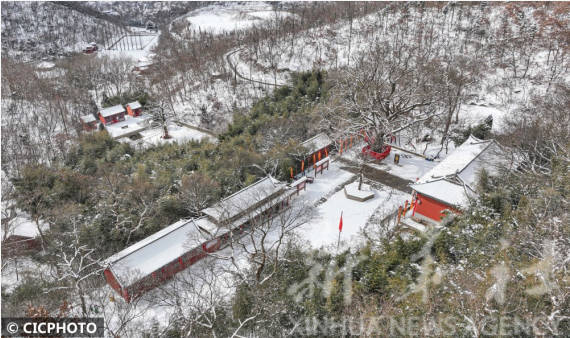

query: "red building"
left=104, top=176, right=291, bottom=302
left=80, top=114, right=99, bottom=131
left=104, top=218, right=226, bottom=302
left=300, top=133, right=332, bottom=170
left=410, top=135, right=507, bottom=226
left=83, top=42, right=98, bottom=54
left=1, top=217, right=47, bottom=257
left=98, top=105, right=126, bottom=125
left=126, top=101, right=142, bottom=117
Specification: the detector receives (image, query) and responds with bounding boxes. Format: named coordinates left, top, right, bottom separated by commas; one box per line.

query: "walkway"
left=338, top=158, right=413, bottom=193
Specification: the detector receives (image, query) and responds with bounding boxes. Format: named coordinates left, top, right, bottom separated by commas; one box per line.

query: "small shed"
left=80, top=114, right=99, bottom=131
left=146, top=21, right=158, bottom=31
left=410, top=135, right=506, bottom=225
left=104, top=217, right=226, bottom=302
left=300, top=133, right=333, bottom=168
left=126, top=101, right=142, bottom=117
left=98, top=105, right=126, bottom=125
left=83, top=42, right=98, bottom=54
left=1, top=216, right=47, bottom=257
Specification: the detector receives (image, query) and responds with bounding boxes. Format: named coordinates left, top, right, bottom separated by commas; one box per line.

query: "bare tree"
left=332, top=43, right=441, bottom=152
left=147, top=98, right=176, bottom=139
left=50, top=220, right=104, bottom=316
left=180, top=173, right=220, bottom=217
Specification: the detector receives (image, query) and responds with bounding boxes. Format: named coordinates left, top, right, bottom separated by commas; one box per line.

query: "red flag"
left=339, top=211, right=343, bottom=232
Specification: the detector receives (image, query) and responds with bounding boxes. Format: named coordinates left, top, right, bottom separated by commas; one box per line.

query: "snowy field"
left=296, top=182, right=408, bottom=250
left=182, top=2, right=295, bottom=36
left=121, top=122, right=217, bottom=149
left=458, top=104, right=509, bottom=133
left=98, top=29, right=158, bottom=61
left=104, top=115, right=152, bottom=139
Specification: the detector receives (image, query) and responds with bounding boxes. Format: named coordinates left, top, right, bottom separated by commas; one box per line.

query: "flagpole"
left=337, top=211, right=343, bottom=249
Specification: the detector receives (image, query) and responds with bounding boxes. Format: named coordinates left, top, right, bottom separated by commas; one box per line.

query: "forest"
left=1, top=2, right=568, bottom=336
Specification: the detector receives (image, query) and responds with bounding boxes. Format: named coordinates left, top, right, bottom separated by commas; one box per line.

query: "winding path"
left=225, top=48, right=287, bottom=88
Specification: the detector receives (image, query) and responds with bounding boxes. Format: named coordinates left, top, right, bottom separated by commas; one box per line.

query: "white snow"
left=301, top=133, right=333, bottom=155
left=98, top=30, right=158, bottom=61
left=183, top=3, right=294, bottom=35
left=100, top=105, right=126, bottom=117
left=107, top=217, right=221, bottom=287
left=202, top=176, right=286, bottom=223
left=104, top=115, right=151, bottom=139
left=368, top=151, right=438, bottom=182
left=127, top=101, right=141, bottom=110
left=36, top=61, right=55, bottom=70
left=296, top=182, right=408, bottom=250
left=80, top=114, right=97, bottom=124
left=418, top=135, right=495, bottom=184
left=411, top=179, right=472, bottom=208
left=344, top=181, right=375, bottom=200
left=459, top=104, right=509, bottom=133
left=122, top=122, right=216, bottom=148
left=1, top=215, right=47, bottom=239
left=338, top=140, right=438, bottom=182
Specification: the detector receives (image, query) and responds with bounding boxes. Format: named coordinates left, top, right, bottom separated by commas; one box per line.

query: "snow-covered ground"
left=369, top=152, right=438, bottom=183
left=121, top=122, right=217, bottom=149
left=182, top=2, right=295, bottom=36
left=98, top=28, right=158, bottom=61
left=458, top=104, right=509, bottom=133
left=339, top=141, right=439, bottom=182
left=1, top=257, right=54, bottom=294
left=104, top=115, right=152, bottom=139
left=296, top=181, right=408, bottom=250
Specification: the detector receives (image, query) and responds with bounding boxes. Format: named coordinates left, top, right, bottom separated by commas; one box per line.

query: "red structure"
left=2, top=235, right=41, bottom=257
left=1, top=218, right=46, bottom=257
left=105, top=176, right=291, bottom=302
left=126, top=101, right=142, bottom=117
left=411, top=180, right=465, bottom=224
left=104, top=218, right=227, bottom=302
left=300, top=133, right=332, bottom=171
left=362, top=144, right=391, bottom=161
left=410, top=135, right=507, bottom=226
left=98, top=105, right=126, bottom=125
left=80, top=114, right=98, bottom=131
left=83, top=42, right=98, bottom=54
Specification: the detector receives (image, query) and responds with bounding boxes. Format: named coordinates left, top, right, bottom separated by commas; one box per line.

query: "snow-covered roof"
left=99, top=105, right=125, bottom=117
left=1, top=215, right=48, bottom=239
left=127, top=101, right=142, bottom=110
left=80, top=114, right=97, bottom=124
left=411, top=179, right=473, bottom=208
left=36, top=61, right=55, bottom=70
left=301, top=133, right=332, bottom=155
left=106, top=217, right=221, bottom=287
left=290, top=176, right=307, bottom=187
left=202, top=176, right=286, bottom=223
left=417, top=135, right=498, bottom=185
left=104, top=115, right=151, bottom=139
